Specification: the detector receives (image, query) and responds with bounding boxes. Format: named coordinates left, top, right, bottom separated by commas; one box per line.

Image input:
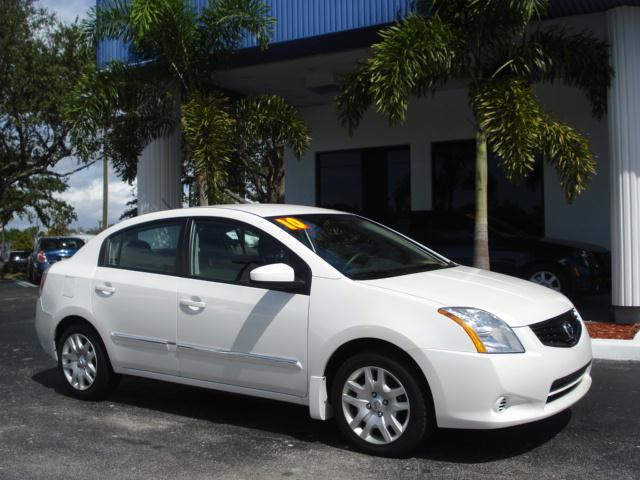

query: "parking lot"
left=0, top=279, right=638, bottom=480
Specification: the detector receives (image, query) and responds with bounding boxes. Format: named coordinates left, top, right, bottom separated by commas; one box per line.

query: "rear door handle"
left=180, top=298, right=206, bottom=311
left=95, top=284, right=116, bottom=296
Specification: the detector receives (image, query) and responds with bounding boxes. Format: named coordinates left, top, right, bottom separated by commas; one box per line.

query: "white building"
left=98, top=0, right=640, bottom=323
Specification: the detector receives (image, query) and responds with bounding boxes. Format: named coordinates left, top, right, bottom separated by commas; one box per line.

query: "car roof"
left=198, top=203, right=346, bottom=218
left=38, top=236, right=83, bottom=240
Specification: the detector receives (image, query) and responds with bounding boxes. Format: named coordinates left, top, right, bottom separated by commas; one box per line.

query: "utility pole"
left=102, top=157, right=108, bottom=231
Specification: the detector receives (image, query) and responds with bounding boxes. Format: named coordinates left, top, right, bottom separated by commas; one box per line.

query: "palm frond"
left=81, top=0, right=132, bottom=46
left=336, top=64, right=375, bottom=135
left=473, top=76, right=595, bottom=201
left=538, top=116, right=595, bottom=202
left=337, top=14, right=457, bottom=129
left=472, top=77, right=541, bottom=181
left=527, top=26, right=613, bottom=118
left=200, top=0, right=274, bottom=54
left=181, top=92, right=236, bottom=202
left=234, top=95, right=310, bottom=158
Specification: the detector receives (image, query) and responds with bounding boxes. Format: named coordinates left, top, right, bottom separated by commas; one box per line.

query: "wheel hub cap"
left=341, top=366, right=411, bottom=445
left=530, top=271, right=562, bottom=291
left=61, top=333, right=97, bottom=391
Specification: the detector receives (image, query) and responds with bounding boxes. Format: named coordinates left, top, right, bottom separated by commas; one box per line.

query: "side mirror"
left=250, top=263, right=305, bottom=292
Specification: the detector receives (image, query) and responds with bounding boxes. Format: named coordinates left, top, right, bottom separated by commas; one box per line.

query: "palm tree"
left=72, top=0, right=310, bottom=205
left=337, top=0, right=613, bottom=269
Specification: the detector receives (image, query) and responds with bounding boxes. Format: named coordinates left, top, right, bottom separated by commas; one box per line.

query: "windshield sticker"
left=275, top=217, right=309, bottom=231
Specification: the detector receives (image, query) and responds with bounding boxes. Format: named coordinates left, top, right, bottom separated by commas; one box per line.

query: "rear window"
left=39, top=238, right=85, bottom=251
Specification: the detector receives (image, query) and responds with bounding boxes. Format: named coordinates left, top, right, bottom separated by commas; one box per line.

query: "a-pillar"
left=607, top=7, right=640, bottom=323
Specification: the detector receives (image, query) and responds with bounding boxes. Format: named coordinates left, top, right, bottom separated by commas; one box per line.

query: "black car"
left=405, top=211, right=610, bottom=297
left=2, top=249, right=32, bottom=274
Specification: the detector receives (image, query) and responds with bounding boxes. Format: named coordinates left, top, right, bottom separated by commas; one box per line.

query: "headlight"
left=438, top=307, right=525, bottom=354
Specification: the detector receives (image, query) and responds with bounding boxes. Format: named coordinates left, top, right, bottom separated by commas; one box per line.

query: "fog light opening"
left=494, top=396, right=509, bottom=413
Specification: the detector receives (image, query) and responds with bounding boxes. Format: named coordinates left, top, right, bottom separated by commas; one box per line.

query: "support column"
left=137, top=128, right=182, bottom=214
left=607, top=7, right=640, bottom=323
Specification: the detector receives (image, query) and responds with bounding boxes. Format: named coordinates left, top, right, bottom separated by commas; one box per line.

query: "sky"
left=9, top=0, right=133, bottom=231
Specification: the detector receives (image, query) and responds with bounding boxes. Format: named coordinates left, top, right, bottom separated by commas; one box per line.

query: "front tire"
left=57, top=324, right=119, bottom=400
left=331, top=352, right=433, bottom=457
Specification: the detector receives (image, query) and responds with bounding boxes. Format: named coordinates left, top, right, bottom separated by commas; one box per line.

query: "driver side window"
left=190, top=219, right=290, bottom=285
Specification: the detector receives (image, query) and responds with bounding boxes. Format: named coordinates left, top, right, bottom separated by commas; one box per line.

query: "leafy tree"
left=3, top=227, right=38, bottom=250
left=337, top=0, right=613, bottom=269
left=0, top=0, right=90, bottom=230
left=75, top=0, right=309, bottom=205
left=182, top=94, right=311, bottom=203
left=234, top=95, right=311, bottom=203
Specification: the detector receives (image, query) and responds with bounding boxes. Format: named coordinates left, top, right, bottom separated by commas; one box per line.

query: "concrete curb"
left=592, top=331, right=640, bottom=361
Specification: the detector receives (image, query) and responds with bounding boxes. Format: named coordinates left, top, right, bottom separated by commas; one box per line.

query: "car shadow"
left=32, top=368, right=571, bottom=462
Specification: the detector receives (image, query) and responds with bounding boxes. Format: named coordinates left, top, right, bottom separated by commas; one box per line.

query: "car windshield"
left=39, top=238, right=84, bottom=251
left=269, top=214, right=451, bottom=280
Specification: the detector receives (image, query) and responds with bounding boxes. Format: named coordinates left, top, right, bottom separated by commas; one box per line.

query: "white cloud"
left=38, top=0, right=94, bottom=24
left=7, top=160, right=135, bottom=230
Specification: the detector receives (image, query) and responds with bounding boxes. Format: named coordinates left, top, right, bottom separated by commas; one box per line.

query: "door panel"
left=91, top=220, right=184, bottom=375
left=176, top=217, right=309, bottom=397
left=177, top=279, right=308, bottom=396
left=92, top=267, right=178, bottom=375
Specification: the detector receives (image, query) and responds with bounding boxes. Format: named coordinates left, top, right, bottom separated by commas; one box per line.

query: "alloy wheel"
left=529, top=270, right=562, bottom=292
left=341, top=366, right=410, bottom=445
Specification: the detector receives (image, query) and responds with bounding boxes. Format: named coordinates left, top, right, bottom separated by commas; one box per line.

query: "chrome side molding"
left=177, top=342, right=303, bottom=371
left=110, top=332, right=175, bottom=351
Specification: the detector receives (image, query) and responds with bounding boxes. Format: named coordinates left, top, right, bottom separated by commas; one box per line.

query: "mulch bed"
left=585, top=321, right=640, bottom=340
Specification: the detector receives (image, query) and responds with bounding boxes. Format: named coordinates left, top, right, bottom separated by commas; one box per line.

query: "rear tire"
left=330, top=352, right=433, bottom=457
left=57, top=324, right=120, bottom=400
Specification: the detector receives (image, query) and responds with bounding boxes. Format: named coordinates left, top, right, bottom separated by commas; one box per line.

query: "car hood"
left=540, top=237, right=609, bottom=254
left=360, top=265, right=573, bottom=327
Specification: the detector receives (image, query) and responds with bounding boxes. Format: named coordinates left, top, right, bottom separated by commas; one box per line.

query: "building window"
left=432, top=140, right=544, bottom=237
left=316, top=145, right=411, bottom=225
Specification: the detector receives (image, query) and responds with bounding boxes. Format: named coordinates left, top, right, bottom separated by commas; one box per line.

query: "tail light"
left=36, top=250, right=47, bottom=263
left=38, top=268, right=48, bottom=297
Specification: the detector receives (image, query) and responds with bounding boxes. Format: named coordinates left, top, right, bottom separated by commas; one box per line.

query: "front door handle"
left=95, top=284, right=116, bottom=296
left=180, top=297, right=206, bottom=311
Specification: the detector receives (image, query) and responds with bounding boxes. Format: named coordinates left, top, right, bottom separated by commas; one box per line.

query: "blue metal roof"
left=97, top=0, right=640, bottom=66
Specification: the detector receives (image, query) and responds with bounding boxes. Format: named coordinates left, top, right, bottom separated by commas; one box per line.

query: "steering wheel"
left=345, top=252, right=371, bottom=269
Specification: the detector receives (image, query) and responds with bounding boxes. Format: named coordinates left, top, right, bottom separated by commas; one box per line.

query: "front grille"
left=547, top=383, right=579, bottom=403
left=546, top=362, right=591, bottom=403
left=550, top=361, right=591, bottom=392
left=530, top=310, right=582, bottom=347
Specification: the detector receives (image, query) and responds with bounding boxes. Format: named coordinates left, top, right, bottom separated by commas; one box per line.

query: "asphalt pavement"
left=0, top=279, right=638, bottom=480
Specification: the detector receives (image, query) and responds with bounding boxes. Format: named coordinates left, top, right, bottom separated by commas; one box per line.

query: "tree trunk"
left=196, top=172, right=208, bottom=206
left=473, top=130, right=491, bottom=270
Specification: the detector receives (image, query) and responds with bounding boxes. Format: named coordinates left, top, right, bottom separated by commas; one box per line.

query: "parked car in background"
left=1, top=249, right=32, bottom=274
left=27, top=237, right=86, bottom=284
left=35, top=205, right=592, bottom=456
left=406, top=211, right=611, bottom=298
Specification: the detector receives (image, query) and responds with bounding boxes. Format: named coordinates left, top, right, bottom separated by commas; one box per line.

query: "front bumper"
left=411, top=323, right=592, bottom=429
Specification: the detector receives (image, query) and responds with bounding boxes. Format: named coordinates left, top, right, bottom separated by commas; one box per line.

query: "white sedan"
left=35, top=204, right=592, bottom=456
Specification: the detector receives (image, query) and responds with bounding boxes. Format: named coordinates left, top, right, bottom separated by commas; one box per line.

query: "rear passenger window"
left=103, top=222, right=183, bottom=274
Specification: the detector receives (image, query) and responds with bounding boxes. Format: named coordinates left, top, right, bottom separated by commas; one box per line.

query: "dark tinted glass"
left=432, top=140, right=544, bottom=236
left=39, top=238, right=84, bottom=251
left=270, top=214, right=449, bottom=280
left=105, top=222, right=183, bottom=274
left=317, top=146, right=410, bottom=225
left=191, top=219, right=299, bottom=284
